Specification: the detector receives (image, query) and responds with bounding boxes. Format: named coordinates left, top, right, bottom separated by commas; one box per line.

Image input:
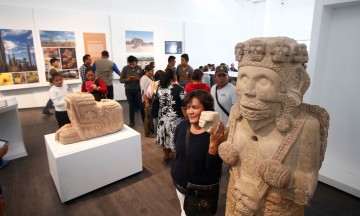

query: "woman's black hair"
left=145, top=65, right=154, bottom=72
left=141, top=65, right=154, bottom=77
left=184, top=90, right=215, bottom=111
left=154, top=70, right=164, bottom=81
left=191, top=69, right=203, bottom=81
left=85, top=67, right=94, bottom=75
left=160, top=68, right=176, bottom=88
left=51, top=72, right=63, bottom=80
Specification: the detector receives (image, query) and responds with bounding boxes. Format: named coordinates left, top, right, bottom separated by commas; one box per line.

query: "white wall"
left=0, top=5, right=111, bottom=107
left=263, top=0, right=315, bottom=39
left=308, top=0, right=360, bottom=197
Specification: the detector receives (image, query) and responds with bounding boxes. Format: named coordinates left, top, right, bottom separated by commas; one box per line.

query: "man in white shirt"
left=210, top=65, right=237, bottom=125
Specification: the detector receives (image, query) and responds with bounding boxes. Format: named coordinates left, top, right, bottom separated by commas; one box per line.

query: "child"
left=49, top=72, right=70, bottom=128
left=81, top=68, right=108, bottom=101
left=42, top=58, right=61, bottom=115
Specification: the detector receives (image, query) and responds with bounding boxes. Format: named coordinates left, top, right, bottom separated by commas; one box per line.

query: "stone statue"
left=55, top=92, right=124, bottom=144
left=199, top=111, right=220, bottom=132
left=218, top=37, right=330, bottom=216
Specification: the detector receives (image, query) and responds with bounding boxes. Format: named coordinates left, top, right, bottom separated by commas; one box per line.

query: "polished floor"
left=0, top=102, right=359, bottom=216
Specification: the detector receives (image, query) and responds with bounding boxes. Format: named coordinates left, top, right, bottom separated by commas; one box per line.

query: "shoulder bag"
left=215, top=86, right=229, bottom=116
left=183, top=126, right=220, bottom=216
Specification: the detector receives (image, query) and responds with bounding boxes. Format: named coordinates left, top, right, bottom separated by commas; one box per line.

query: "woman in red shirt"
left=185, top=69, right=210, bottom=94
left=81, top=68, right=108, bottom=101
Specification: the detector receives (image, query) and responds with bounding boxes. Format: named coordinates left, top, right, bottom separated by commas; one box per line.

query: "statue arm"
left=291, top=118, right=321, bottom=205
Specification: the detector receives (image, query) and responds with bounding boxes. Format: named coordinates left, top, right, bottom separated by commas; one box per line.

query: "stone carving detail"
left=199, top=111, right=220, bottom=132
left=219, top=37, right=330, bottom=216
left=55, top=92, right=124, bottom=144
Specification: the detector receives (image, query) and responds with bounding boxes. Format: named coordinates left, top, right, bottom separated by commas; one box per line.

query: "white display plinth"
left=44, top=125, right=142, bottom=202
left=0, top=97, right=28, bottom=160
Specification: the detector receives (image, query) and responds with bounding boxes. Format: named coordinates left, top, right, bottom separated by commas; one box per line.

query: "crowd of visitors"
left=40, top=50, right=239, bottom=215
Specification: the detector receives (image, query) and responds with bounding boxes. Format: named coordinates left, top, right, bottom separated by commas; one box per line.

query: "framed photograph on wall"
left=125, top=30, right=154, bottom=53
left=39, top=30, right=79, bottom=81
left=0, top=29, right=39, bottom=87
left=165, top=41, right=182, bottom=54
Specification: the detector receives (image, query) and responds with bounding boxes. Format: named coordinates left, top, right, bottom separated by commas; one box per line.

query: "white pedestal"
left=0, top=97, right=28, bottom=160
left=44, top=125, right=142, bottom=202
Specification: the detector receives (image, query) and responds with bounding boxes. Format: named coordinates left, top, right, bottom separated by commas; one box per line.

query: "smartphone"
left=0, top=139, right=9, bottom=148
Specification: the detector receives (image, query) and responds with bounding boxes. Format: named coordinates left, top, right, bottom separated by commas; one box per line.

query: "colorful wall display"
left=83, top=33, right=107, bottom=62
left=39, top=30, right=79, bottom=81
left=0, top=29, right=39, bottom=86
left=125, top=30, right=154, bottom=53
left=165, top=41, right=182, bottom=54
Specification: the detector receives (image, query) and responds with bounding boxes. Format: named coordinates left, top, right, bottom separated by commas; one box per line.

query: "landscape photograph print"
left=40, top=30, right=76, bottom=47
left=125, top=30, right=154, bottom=53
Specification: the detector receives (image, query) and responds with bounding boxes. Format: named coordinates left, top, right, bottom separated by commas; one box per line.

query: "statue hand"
left=294, top=188, right=309, bottom=205
left=218, top=141, right=239, bottom=165
left=258, top=160, right=291, bottom=189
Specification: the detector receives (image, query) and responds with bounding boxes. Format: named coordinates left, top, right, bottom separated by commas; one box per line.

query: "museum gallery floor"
left=0, top=101, right=359, bottom=216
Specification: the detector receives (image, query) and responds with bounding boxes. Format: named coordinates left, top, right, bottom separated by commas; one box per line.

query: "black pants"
left=125, top=89, right=145, bottom=124
left=55, top=111, right=71, bottom=128
left=43, top=99, right=53, bottom=113
left=107, top=85, right=114, bottom=99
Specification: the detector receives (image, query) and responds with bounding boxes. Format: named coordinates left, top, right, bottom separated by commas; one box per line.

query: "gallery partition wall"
left=308, top=0, right=360, bottom=198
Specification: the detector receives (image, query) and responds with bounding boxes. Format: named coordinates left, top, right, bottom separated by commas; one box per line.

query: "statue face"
left=237, top=66, right=286, bottom=120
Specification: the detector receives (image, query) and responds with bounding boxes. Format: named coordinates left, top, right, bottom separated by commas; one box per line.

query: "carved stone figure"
left=199, top=111, right=220, bottom=132
left=218, top=37, right=329, bottom=216
left=55, top=92, right=124, bottom=144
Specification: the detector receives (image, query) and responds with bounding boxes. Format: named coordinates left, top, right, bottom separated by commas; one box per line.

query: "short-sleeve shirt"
left=176, top=65, right=194, bottom=86
left=211, top=83, right=238, bottom=125
left=140, top=75, right=152, bottom=101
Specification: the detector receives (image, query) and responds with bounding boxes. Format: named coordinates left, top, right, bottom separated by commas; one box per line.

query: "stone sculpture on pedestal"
left=218, top=37, right=330, bottom=216
left=56, top=92, right=124, bottom=144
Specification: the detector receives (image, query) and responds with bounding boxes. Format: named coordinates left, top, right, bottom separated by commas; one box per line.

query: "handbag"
left=92, top=78, right=107, bottom=102
left=183, top=126, right=220, bottom=216
left=150, top=86, right=160, bottom=118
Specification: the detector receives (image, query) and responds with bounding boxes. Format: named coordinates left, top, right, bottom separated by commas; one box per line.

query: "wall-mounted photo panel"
left=40, top=30, right=76, bottom=47
left=0, top=29, right=39, bottom=86
left=125, top=30, right=153, bottom=53
left=165, top=41, right=182, bottom=54
left=83, top=33, right=107, bottom=62
left=39, top=30, right=79, bottom=81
